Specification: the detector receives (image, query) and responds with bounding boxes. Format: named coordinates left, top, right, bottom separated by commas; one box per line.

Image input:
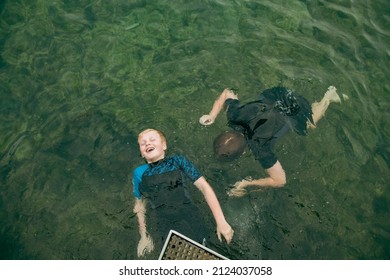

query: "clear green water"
left=0, top=0, right=389, bottom=260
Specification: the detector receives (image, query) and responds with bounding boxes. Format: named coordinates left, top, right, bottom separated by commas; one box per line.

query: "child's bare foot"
left=324, top=86, right=341, bottom=103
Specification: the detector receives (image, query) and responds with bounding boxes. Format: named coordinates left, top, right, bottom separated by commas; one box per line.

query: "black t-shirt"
left=225, top=87, right=313, bottom=169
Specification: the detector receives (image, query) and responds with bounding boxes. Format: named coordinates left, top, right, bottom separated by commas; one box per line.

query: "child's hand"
left=227, top=179, right=251, bottom=197
left=137, top=234, right=154, bottom=257
left=199, top=114, right=215, bottom=125
left=217, top=221, right=234, bottom=244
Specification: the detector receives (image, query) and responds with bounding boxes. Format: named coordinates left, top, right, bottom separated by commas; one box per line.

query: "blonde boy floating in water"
left=132, top=129, right=234, bottom=257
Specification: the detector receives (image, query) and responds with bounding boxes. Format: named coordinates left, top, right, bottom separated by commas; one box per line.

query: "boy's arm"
left=133, top=198, right=154, bottom=257
left=194, top=176, right=234, bottom=244
left=199, top=88, right=238, bottom=125
left=134, top=198, right=147, bottom=236
left=228, top=160, right=287, bottom=197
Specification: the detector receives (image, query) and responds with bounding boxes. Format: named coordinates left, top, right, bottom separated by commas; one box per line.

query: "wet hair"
left=138, top=128, right=167, bottom=144
left=213, top=131, right=246, bottom=161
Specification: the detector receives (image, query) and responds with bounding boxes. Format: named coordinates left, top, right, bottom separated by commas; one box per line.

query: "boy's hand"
left=199, top=114, right=214, bottom=125
left=137, top=234, right=154, bottom=257
left=217, top=221, right=234, bottom=244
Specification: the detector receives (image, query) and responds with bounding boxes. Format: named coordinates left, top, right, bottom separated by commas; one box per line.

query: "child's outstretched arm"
left=133, top=198, right=154, bottom=257
left=194, top=176, right=234, bottom=244
left=199, top=88, right=238, bottom=125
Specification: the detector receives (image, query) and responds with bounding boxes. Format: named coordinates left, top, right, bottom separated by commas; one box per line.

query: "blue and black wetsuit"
left=133, top=154, right=210, bottom=249
left=225, top=87, right=313, bottom=169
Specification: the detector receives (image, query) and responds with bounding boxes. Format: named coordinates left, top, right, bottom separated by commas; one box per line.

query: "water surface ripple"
left=0, top=0, right=389, bottom=260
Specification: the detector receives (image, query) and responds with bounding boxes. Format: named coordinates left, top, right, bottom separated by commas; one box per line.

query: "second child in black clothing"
left=199, top=86, right=343, bottom=197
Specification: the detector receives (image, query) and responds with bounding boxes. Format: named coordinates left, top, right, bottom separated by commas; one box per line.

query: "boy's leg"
left=308, top=86, right=341, bottom=128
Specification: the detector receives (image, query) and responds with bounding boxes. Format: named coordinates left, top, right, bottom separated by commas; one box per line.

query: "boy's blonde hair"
left=138, top=128, right=167, bottom=144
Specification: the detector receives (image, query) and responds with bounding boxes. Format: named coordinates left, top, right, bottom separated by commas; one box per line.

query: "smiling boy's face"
left=138, top=130, right=167, bottom=163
